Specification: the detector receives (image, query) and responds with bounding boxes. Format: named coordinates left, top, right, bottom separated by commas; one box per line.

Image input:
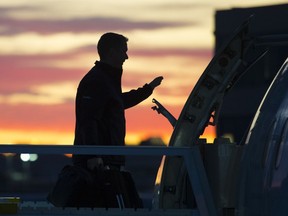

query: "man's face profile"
left=109, top=42, right=128, bottom=68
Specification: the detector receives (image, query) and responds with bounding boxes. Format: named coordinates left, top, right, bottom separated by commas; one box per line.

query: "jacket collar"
left=95, top=61, right=123, bottom=78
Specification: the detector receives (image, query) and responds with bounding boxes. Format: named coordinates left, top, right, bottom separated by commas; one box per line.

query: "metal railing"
left=0, top=144, right=217, bottom=216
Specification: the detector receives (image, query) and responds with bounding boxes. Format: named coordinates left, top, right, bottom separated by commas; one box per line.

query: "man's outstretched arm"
left=122, top=76, right=163, bottom=109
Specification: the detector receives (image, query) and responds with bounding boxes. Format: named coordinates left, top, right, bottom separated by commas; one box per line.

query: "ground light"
left=20, top=153, right=38, bottom=162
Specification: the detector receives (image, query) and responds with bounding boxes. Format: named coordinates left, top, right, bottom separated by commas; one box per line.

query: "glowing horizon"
left=0, top=1, right=286, bottom=146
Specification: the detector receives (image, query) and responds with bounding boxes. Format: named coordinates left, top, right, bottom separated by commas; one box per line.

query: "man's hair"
left=97, top=32, right=128, bottom=59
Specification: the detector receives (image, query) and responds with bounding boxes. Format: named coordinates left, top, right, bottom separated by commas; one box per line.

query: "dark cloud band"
left=0, top=16, right=190, bottom=35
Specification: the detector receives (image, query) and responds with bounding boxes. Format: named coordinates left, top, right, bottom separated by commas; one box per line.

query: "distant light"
left=20, top=153, right=38, bottom=162
left=20, top=154, right=30, bottom=162
left=1, top=153, right=16, bottom=157
left=29, top=154, right=38, bottom=161
left=64, top=154, right=72, bottom=158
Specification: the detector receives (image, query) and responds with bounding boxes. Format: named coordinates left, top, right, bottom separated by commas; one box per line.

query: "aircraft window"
left=275, top=118, right=288, bottom=169
left=262, top=119, right=277, bottom=168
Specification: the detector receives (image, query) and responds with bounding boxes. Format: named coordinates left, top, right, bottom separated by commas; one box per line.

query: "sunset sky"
left=0, top=0, right=287, bottom=145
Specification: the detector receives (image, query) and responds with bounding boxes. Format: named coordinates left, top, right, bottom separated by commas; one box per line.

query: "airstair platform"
left=0, top=145, right=212, bottom=216
left=9, top=201, right=199, bottom=216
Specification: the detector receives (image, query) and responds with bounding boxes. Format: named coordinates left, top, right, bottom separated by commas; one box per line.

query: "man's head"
left=97, top=32, right=129, bottom=68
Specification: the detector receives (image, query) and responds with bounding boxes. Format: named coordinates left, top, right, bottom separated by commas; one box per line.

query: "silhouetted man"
left=72, top=32, right=163, bottom=171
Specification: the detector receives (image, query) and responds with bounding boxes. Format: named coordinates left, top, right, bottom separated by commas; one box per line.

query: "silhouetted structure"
left=215, top=4, right=288, bottom=143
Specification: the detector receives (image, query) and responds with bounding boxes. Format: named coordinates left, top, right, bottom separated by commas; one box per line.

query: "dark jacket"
left=72, top=61, right=153, bottom=168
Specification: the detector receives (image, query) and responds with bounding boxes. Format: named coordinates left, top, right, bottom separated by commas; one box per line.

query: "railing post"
left=184, top=146, right=217, bottom=216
